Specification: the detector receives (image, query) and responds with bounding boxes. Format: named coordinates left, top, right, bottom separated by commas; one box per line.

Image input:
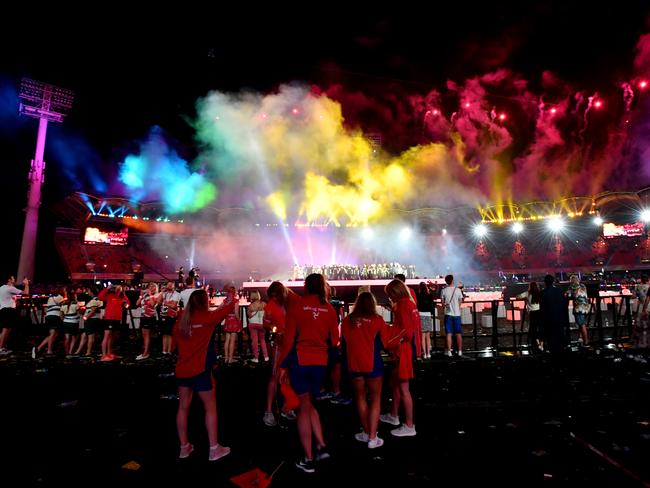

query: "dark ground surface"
left=1, top=343, right=649, bottom=488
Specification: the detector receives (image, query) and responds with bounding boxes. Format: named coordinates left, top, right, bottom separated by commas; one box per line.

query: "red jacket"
left=387, top=297, right=420, bottom=379
left=406, top=287, right=422, bottom=357
left=263, top=298, right=286, bottom=334
left=279, top=294, right=339, bottom=367
left=98, top=289, right=128, bottom=321
left=173, top=301, right=235, bottom=378
left=341, top=314, right=387, bottom=373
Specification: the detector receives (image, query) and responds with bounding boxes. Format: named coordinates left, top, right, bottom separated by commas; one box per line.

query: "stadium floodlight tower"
left=17, top=78, right=74, bottom=281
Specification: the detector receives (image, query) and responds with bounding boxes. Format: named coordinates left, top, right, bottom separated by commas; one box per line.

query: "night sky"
left=1, top=2, right=649, bottom=282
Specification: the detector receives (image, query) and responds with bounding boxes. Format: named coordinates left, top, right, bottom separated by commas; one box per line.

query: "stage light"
left=292, top=108, right=299, bottom=115
left=361, top=227, right=374, bottom=240
left=512, top=222, right=523, bottom=233
left=442, top=228, right=447, bottom=235
left=593, top=216, right=603, bottom=226
left=640, top=80, right=648, bottom=89
left=550, top=107, right=557, bottom=114
left=499, top=113, right=506, bottom=121
left=464, top=102, right=471, bottom=108
left=432, top=109, right=439, bottom=115
left=641, top=209, right=650, bottom=222
left=547, top=218, right=564, bottom=233
left=399, top=227, right=412, bottom=240
left=594, top=100, right=602, bottom=108
left=474, top=224, right=487, bottom=237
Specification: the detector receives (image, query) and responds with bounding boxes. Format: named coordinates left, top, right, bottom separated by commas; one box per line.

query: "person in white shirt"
left=517, top=282, right=543, bottom=352
left=0, top=275, right=29, bottom=355
left=441, top=274, right=463, bottom=357
left=635, top=275, right=650, bottom=319
left=158, top=282, right=181, bottom=356
left=179, top=276, right=198, bottom=309
left=34, top=286, right=66, bottom=357
left=136, top=282, right=160, bottom=361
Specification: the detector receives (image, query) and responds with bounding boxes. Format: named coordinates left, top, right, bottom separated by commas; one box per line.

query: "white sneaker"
left=208, top=444, right=230, bottom=461
left=379, top=414, right=400, bottom=426
left=251, top=358, right=259, bottom=363
left=354, top=431, right=369, bottom=442
left=458, top=350, right=463, bottom=357
left=0, top=348, right=12, bottom=356
left=263, top=412, right=277, bottom=427
left=281, top=410, right=297, bottom=420
left=31, top=347, right=36, bottom=359
left=391, top=424, right=416, bottom=437
left=264, top=356, right=270, bottom=362
left=368, top=436, right=384, bottom=449
left=446, top=350, right=453, bottom=357
left=136, top=353, right=149, bottom=361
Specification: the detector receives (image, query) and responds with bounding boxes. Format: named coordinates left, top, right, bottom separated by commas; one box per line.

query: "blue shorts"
left=328, top=346, right=341, bottom=364
left=289, top=364, right=327, bottom=397
left=574, top=312, right=587, bottom=326
left=350, top=368, right=383, bottom=379
left=177, top=369, right=214, bottom=392
left=445, top=315, right=462, bottom=334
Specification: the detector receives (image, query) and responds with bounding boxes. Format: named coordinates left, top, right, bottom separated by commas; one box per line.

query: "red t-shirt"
left=341, top=314, right=387, bottom=373
left=389, top=297, right=420, bottom=379
left=280, top=294, right=339, bottom=367
left=263, top=298, right=286, bottom=334
left=98, top=289, right=128, bottom=321
left=173, top=302, right=235, bottom=378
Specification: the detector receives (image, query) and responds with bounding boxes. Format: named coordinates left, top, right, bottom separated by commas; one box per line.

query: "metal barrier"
left=216, top=294, right=635, bottom=358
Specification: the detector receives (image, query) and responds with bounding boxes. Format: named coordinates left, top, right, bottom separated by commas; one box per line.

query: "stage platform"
left=242, top=278, right=446, bottom=302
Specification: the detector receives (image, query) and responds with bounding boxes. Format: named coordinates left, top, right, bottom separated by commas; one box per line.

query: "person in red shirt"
left=173, top=288, right=235, bottom=462
left=222, top=285, right=242, bottom=364
left=380, top=279, right=418, bottom=437
left=279, top=274, right=339, bottom=474
left=341, top=291, right=388, bottom=449
left=98, top=285, right=129, bottom=361
left=261, top=281, right=298, bottom=427
left=395, top=273, right=422, bottom=358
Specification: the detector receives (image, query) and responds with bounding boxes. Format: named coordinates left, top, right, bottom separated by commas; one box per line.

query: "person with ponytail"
left=173, top=288, right=236, bottom=462
left=379, top=279, right=419, bottom=437
left=278, top=274, right=339, bottom=473
left=341, top=291, right=388, bottom=449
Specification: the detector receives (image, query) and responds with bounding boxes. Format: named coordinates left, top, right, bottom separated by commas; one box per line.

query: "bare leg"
left=197, top=380, right=219, bottom=446
left=390, top=368, right=400, bottom=417
left=0, top=328, right=9, bottom=349
left=310, top=401, right=325, bottom=448
left=265, top=346, right=279, bottom=412
left=75, top=334, right=87, bottom=355
left=86, top=334, right=95, bottom=355
left=367, top=377, right=382, bottom=439
left=297, top=393, right=314, bottom=459
left=176, top=386, right=193, bottom=446
left=398, top=380, right=414, bottom=427
left=224, top=334, right=231, bottom=362
left=163, top=334, right=172, bottom=354
left=455, top=333, right=463, bottom=354
left=142, top=329, right=151, bottom=356
left=352, top=377, right=369, bottom=433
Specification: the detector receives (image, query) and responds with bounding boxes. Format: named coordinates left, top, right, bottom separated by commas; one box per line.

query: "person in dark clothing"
left=540, top=274, right=569, bottom=354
